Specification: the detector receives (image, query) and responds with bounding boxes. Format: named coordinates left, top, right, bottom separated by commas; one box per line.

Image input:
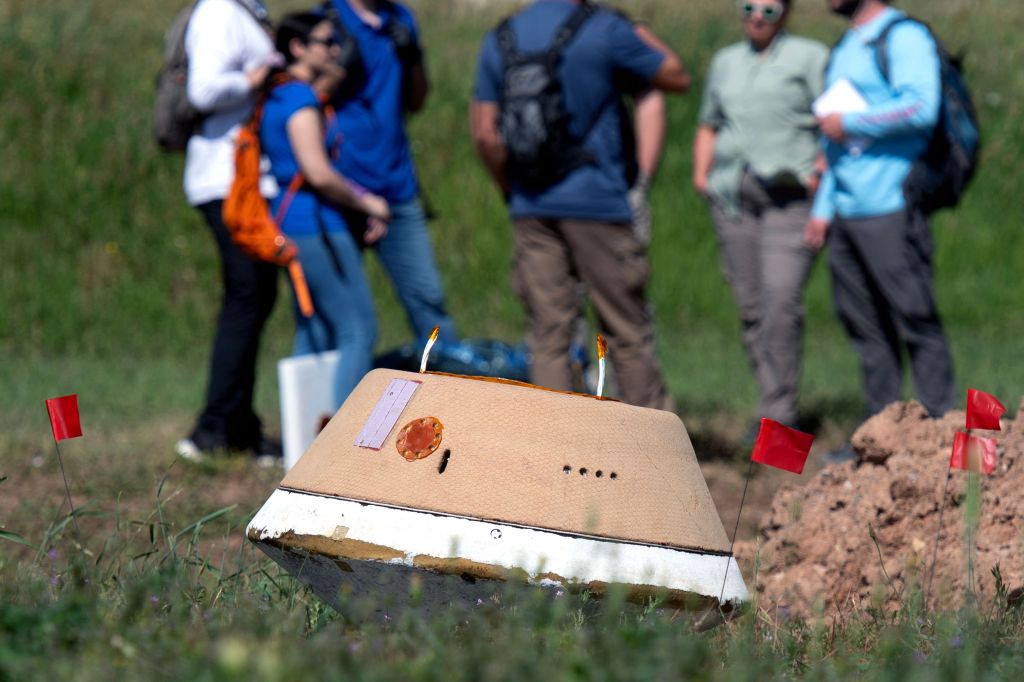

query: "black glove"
left=385, top=18, right=422, bottom=68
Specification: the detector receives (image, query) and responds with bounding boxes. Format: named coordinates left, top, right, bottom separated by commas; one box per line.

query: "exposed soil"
left=11, top=404, right=1023, bottom=621
left=735, top=399, right=1024, bottom=618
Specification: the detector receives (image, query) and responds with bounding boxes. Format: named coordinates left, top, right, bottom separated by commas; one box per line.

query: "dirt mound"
left=735, top=399, right=1024, bottom=618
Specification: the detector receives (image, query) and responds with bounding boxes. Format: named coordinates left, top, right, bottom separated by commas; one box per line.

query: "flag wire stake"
left=966, top=470, right=979, bottom=603
left=53, top=439, right=83, bottom=545
left=925, top=467, right=952, bottom=610
left=719, top=458, right=754, bottom=613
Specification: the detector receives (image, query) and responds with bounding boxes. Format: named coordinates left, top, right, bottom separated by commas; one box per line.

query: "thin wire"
left=719, top=458, right=754, bottom=610
left=54, top=440, right=83, bottom=542
left=925, top=468, right=952, bottom=609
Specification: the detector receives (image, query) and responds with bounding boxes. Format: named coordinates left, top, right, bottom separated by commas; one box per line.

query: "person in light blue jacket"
left=807, top=0, right=955, bottom=439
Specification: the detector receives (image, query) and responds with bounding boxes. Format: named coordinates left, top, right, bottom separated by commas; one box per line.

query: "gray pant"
left=828, top=209, right=955, bottom=417
left=710, top=172, right=817, bottom=425
left=512, top=217, right=675, bottom=412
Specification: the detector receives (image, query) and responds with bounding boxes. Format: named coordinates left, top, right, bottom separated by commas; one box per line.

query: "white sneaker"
left=175, top=438, right=205, bottom=463
left=252, top=453, right=284, bottom=469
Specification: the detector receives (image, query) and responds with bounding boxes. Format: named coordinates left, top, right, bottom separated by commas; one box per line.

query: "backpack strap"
left=872, top=16, right=934, bottom=84
left=495, top=17, right=516, bottom=62
left=250, top=75, right=309, bottom=224
left=494, top=2, right=597, bottom=65
left=545, top=2, right=598, bottom=66
left=273, top=175, right=306, bottom=224
left=233, top=0, right=272, bottom=31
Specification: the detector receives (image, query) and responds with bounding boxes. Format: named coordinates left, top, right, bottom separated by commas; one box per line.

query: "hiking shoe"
left=248, top=435, right=282, bottom=458
left=176, top=428, right=232, bottom=463
left=740, top=423, right=760, bottom=449
left=252, top=452, right=284, bottom=469
left=246, top=435, right=283, bottom=469
left=823, top=444, right=857, bottom=465
left=175, top=438, right=205, bottom=462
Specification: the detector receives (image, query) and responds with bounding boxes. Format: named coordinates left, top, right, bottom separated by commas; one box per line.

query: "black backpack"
left=873, top=17, right=981, bottom=214
left=495, top=3, right=597, bottom=190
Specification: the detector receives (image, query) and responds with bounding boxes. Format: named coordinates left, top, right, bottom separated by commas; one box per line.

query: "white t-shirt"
left=183, top=0, right=277, bottom=205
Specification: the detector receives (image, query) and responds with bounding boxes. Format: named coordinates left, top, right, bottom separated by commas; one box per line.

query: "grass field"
left=2, top=0, right=1023, bottom=678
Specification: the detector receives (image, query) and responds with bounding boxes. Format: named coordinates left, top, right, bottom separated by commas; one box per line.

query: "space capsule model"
left=247, top=367, right=749, bottom=616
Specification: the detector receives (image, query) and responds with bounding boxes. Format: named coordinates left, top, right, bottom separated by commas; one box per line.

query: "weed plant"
left=2, top=473, right=1024, bottom=680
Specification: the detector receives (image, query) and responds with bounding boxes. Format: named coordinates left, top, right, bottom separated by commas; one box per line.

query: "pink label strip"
left=354, top=379, right=421, bottom=450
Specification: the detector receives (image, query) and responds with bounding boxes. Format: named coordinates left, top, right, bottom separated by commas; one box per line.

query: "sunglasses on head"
left=737, top=1, right=786, bottom=23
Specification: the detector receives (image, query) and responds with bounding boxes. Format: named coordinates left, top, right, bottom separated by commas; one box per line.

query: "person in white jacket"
left=176, top=0, right=283, bottom=463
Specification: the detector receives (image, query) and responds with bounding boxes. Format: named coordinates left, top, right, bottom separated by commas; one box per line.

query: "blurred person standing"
left=177, top=0, right=282, bottom=461
left=323, top=0, right=458, bottom=346
left=808, top=0, right=955, bottom=445
left=261, top=12, right=392, bottom=408
left=470, top=0, right=690, bottom=411
left=693, top=0, right=828, bottom=432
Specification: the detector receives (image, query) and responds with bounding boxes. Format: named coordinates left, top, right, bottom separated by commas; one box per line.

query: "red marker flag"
left=45, top=395, right=83, bottom=442
left=966, top=389, right=1006, bottom=431
left=750, top=418, right=814, bottom=474
left=950, top=430, right=996, bottom=474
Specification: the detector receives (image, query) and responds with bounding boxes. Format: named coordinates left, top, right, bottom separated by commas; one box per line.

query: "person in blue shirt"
left=323, top=0, right=457, bottom=346
left=261, top=12, right=391, bottom=407
left=470, top=0, right=690, bottom=411
left=807, top=0, right=955, bottom=438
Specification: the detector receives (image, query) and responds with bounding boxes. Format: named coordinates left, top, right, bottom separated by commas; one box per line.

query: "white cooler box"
left=277, top=350, right=340, bottom=470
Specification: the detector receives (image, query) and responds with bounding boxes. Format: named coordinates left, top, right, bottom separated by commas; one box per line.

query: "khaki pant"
left=709, top=172, right=817, bottom=425
left=512, top=217, right=674, bottom=412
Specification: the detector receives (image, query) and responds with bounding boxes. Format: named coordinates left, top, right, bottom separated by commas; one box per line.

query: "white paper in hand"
left=813, top=78, right=870, bottom=155
left=812, top=78, right=868, bottom=117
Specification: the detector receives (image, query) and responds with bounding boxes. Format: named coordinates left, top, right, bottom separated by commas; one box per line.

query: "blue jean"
left=372, top=197, right=457, bottom=344
left=291, top=230, right=378, bottom=408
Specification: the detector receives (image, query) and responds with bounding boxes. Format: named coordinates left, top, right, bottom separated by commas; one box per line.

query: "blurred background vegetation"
left=1, top=0, right=1021, bottom=457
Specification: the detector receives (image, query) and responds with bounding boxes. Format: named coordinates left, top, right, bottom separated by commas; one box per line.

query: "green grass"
left=2, top=0, right=1024, bottom=677
left=3, top=485, right=1024, bottom=680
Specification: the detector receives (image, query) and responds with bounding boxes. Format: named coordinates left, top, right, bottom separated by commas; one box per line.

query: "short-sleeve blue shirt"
left=261, top=80, right=348, bottom=236
left=473, top=0, right=664, bottom=222
left=325, top=0, right=420, bottom=203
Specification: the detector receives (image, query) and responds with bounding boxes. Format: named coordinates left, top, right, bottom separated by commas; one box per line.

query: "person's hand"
left=361, top=193, right=391, bottom=223
left=692, top=172, right=709, bottom=197
left=246, top=63, right=273, bottom=91
left=627, top=173, right=652, bottom=247
left=818, top=113, right=847, bottom=142
left=804, top=173, right=820, bottom=195
left=363, top=217, right=388, bottom=245
left=804, top=217, right=830, bottom=250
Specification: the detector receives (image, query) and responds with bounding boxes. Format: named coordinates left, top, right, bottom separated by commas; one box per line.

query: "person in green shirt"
left=693, top=0, right=827, bottom=432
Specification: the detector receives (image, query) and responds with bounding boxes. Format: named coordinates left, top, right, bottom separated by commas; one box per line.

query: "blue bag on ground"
left=375, top=339, right=532, bottom=381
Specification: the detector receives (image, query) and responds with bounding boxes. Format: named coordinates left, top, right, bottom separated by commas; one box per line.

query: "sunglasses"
left=737, top=1, right=786, bottom=23
left=308, top=36, right=338, bottom=47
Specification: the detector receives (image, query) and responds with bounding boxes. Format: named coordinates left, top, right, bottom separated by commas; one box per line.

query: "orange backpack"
left=223, top=84, right=314, bottom=317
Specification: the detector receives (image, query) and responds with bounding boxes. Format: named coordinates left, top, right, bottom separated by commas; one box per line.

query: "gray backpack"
left=495, top=3, right=597, bottom=189
left=152, top=0, right=269, bottom=152
left=152, top=4, right=202, bottom=152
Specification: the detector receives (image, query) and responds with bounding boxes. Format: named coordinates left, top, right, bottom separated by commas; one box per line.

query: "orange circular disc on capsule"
left=396, top=417, right=443, bottom=461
